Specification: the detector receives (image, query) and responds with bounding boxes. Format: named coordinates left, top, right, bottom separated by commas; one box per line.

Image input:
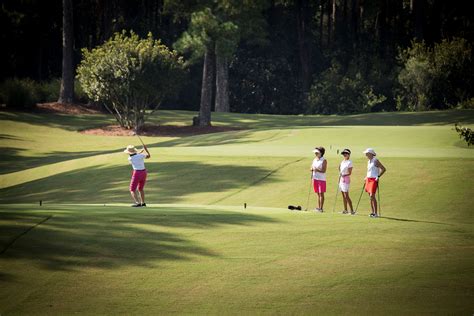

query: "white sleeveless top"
left=367, top=157, right=379, bottom=178
left=340, top=159, right=353, bottom=184
left=339, top=159, right=353, bottom=176
left=312, top=157, right=326, bottom=181
left=128, top=153, right=147, bottom=170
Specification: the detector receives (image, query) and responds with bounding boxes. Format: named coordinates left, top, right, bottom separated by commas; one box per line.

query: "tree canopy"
left=1, top=0, right=473, bottom=115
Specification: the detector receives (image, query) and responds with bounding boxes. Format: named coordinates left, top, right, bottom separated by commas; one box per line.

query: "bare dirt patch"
left=36, top=102, right=105, bottom=114
left=80, top=124, right=243, bottom=137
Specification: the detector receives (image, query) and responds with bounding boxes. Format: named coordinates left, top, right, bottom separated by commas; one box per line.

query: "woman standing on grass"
left=364, top=148, right=386, bottom=218
left=311, top=147, right=327, bottom=212
left=124, top=144, right=151, bottom=207
left=339, top=148, right=355, bottom=215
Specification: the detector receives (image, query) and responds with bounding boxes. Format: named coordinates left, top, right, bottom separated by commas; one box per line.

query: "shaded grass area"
left=0, top=204, right=472, bottom=314
left=154, top=109, right=474, bottom=127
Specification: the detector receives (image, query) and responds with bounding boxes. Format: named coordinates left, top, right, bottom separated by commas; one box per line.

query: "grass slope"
left=0, top=109, right=473, bottom=314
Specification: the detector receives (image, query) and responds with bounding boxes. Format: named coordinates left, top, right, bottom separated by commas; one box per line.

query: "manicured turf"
left=0, top=109, right=473, bottom=314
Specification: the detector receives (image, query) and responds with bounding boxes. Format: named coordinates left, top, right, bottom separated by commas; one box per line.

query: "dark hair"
left=317, top=146, right=325, bottom=157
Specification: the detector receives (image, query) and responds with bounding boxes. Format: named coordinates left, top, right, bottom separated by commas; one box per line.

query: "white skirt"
left=339, top=179, right=350, bottom=192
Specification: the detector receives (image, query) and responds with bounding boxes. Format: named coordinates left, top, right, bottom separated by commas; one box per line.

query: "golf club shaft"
left=378, top=179, right=381, bottom=217
left=136, top=134, right=146, bottom=147
left=305, top=173, right=312, bottom=211
left=355, top=181, right=365, bottom=212
left=332, top=176, right=340, bottom=213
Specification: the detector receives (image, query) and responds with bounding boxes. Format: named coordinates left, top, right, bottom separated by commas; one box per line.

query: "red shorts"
left=313, top=179, right=326, bottom=193
left=130, top=169, right=147, bottom=191
left=365, top=178, right=378, bottom=195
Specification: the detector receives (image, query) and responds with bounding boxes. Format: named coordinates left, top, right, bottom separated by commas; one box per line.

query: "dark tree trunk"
left=296, top=0, right=312, bottom=93
left=215, top=53, right=230, bottom=112
left=198, top=45, right=215, bottom=126
left=351, top=0, right=361, bottom=49
left=319, top=0, right=324, bottom=48
left=58, top=0, right=74, bottom=104
left=331, top=0, right=336, bottom=40
left=411, top=0, right=425, bottom=41
left=327, top=0, right=332, bottom=46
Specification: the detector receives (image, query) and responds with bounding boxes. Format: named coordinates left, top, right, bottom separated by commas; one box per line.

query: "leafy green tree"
left=308, top=62, right=386, bottom=114
left=77, top=31, right=185, bottom=131
left=175, top=7, right=239, bottom=125
left=454, top=123, right=474, bottom=146
left=397, top=38, right=473, bottom=110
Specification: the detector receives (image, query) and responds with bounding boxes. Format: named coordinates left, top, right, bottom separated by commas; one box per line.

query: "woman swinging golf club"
left=338, top=148, right=355, bottom=215
left=124, top=144, right=151, bottom=207
left=310, top=147, right=327, bottom=212
left=364, top=148, right=386, bottom=218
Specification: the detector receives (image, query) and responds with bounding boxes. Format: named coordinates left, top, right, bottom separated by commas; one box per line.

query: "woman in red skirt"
left=364, top=148, right=386, bottom=217
left=124, top=144, right=151, bottom=207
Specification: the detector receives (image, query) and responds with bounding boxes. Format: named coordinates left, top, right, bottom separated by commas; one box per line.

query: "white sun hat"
left=312, top=148, right=321, bottom=153
left=123, top=145, right=138, bottom=154
left=363, top=148, right=376, bottom=156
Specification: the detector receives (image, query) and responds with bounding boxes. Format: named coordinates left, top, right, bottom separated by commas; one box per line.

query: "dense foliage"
left=76, top=31, right=185, bottom=130
left=397, top=38, right=474, bottom=111
left=454, top=123, right=474, bottom=146
left=1, top=0, right=473, bottom=115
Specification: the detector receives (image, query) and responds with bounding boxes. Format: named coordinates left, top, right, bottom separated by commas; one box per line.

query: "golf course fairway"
left=1, top=109, right=473, bottom=314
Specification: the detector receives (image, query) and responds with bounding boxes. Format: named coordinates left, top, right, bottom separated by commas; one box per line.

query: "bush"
left=308, top=62, right=386, bottom=114
left=0, top=78, right=38, bottom=109
left=77, top=30, right=185, bottom=131
left=74, top=78, right=88, bottom=103
left=36, top=79, right=60, bottom=103
left=454, top=123, right=474, bottom=146
left=397, top=38, right=473, bottom=110
left=229, top=52, right=299, bottom=114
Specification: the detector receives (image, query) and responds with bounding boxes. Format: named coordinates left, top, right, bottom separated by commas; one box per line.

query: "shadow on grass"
left=0, top=205, right=277, bottom=275
left=380, top=216, right=453, bottom=226
left=0, top=147, right=123, bottom=175
left=0, top=161, right=276, bottom=204
left=0, top=111, right=113, bottom=131
left=189, top=109, right=474, bottom=128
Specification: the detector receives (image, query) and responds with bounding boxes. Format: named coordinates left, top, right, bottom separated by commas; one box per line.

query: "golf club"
left=304, top=173, right=312, bottom=211
left=332, top=175, right=341, bottom=213
left=355, top=181, right=365, bottom=213
left=378, top=179, right=382, bottom=217
left=132, top=129, right=146, bottom=148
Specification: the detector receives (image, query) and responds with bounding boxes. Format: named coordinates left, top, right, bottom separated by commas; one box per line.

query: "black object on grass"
left=288, top=205, right=302, bottom=211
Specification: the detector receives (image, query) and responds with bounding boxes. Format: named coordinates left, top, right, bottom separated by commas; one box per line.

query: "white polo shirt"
left=312, top=157, right=326, bottom=181
left=367, top=157, right=379, bottom=178
left=128, top=153, right=147, bottom=170
left=339, top=159, right=353, bottom=176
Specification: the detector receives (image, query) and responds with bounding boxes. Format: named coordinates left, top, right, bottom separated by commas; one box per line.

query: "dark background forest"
left=1, top=0, right=473, bottom=115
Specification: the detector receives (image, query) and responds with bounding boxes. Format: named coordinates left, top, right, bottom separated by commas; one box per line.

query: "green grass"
left=0, top=109, right=473, bottom=314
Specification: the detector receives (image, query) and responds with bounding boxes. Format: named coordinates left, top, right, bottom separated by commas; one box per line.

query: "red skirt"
left=365, top=178, right=378, bottom=195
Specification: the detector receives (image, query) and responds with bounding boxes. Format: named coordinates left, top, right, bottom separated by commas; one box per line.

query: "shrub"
left=77, top=30, right=185, bottom=131
left=36, top=79, right=60, bottom=102
left=308, top=63, right=386, bottom=114
left=397, top=38, right=473, bottom=110
left=0, top=78, right=38, bottom=109
left=454, top=123, right=474, bottom=146
left=229, top=53, right=299, bottom=114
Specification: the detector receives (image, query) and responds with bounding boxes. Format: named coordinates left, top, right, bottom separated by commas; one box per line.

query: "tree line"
left=1, top=0, right=473, bottom=125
